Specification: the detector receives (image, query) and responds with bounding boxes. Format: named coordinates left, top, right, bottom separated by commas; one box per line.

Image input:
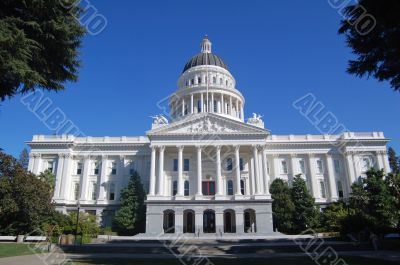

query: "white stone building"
left=28, top=36, right=390, bottom=235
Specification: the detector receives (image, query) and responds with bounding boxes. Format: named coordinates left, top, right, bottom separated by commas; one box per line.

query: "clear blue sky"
left=1, top=0, right=399, bottom=157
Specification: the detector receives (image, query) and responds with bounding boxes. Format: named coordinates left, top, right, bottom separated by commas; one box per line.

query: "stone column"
left=80, top=156, right=91, bottom=201
left=252, top=145, right=261, bottom=195
left=376, top=151, right=385, bottom=170
left=54, top=154, right=65, bottom=199
left=235, top=208, right=244, bottom=234
left=195, top=208, right=203, bottom=235
left=382, top=151, right=390, bottom=173
left=345, top=151, right=356, bottom=184
left=191, top=94, right=194, bottom=114
left=60, top=154, right=72, bottom=200
left=215, top=209, right=224, bottom=235
left=235, top=145, right=242, bottom=196
left=221, top=93, right=224, bottom=114
left=289, top=154, right=296, bottom=185
left=229, top=96, right=232, bottom=115
left=325, top=153, right=338, bottom=201
left=249, top=155, right=256, bottom=195
left=149, top=146, right=157, bottom=196
left=196, top=146, right=203, bottom=196
left=235, top=98, right=239, bottom=118
left=157, top=146, right=165, bottom=196
left=262, top=147, right=270, bottom=195
left=211, top=93, right=214, bottom=113
left=98, top=155, right=108, bottom=201
left=200, top=93, right=204, bottom=113
left=175, top=208, right=183, bottom=234
left=177, top=145, right=184, bottom=197
left=241, top=105, right=244, bottom=120
left=216, top=146, right=222, bottom=196
left=28, top=153, right=35, bottom=172
left=307, top=154, right=319, bottom=199
left=33, top=153, right=41, bottom=174
left=257, top=150, right=265, bottom=194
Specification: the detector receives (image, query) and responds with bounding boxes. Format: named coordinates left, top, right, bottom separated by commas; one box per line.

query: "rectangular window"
left=172, top=181, right=177, bottom=196
left=240, top=179, right=245, bottom=195
left=74, top=183, right=80, bottom=200
left=226, top=158, right=233, bottom=171
left=184, top=159, right=190, bottom=171
left=198, top=77, right=202, bottom=84
left=316, top=160, right=323, bottom=174
left=213, top=100, right=217, bottom=112
left=334, top=159, right=340, bottom=173
left=173, top=159, right=178, bottom=171
left=240, top=158, right=244, bottom=171
left=227, top=180, right=233, bottom=195
left=191, top=79, right=194, bottom=85
left=184, top=181, right=189, bottom=196
left=76, top=162, right=82, bottom=175
left=337, top=181, right=344, bottom=198
left=299, top=160, right=306, bottom=174
left=111, top=162, right=117, bottom=175
left=91, top=182, right=97, bottom=200
left=46, top=160, right=54, bottom=173
left=202, top=181, right=215, bottom=196
left=109, top=183, right=115, bottom=200
left=281, top=160, right=288, bottom=174
left=362, top=157, right=371, bottom=172
left=220, top=78, right=223, bottom=84
left=197, top=100, right=202, bottom=112
left=92, top=162, right=99, bottom=175
left=320, top=181, right=326, bottom=198
left=213, top=77, right=216, bottom=83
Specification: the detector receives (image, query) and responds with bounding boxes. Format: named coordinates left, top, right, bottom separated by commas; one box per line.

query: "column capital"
left=196, top=145, right=203, bottom=151
left=57, top=153, right=65, bottom=158
left=101, top=154, right=108, bottom=160
left=289, top=153, right=297, bottom=158
left=215, top=145, right=221, bottom=151
left=234, top=145, right=240, bottom=152
left=176, top=145, right=184, bottom=151
left=32, top=153, right=41, bottom=158
left=159, top=145, right=165, bottom=152
left=272, top=153, right=280, bottom=158
left=308, top=153, right=315, bottom=158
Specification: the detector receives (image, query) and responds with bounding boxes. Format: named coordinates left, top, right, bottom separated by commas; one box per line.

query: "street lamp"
left=75, top=200, right=81, bottom=246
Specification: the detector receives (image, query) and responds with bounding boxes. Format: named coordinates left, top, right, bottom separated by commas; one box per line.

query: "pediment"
left=147, top=113, right=270, bottom=136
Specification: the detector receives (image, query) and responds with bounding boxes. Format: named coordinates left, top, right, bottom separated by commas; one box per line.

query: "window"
left=191, top=79, right=194, bottom=85
left=91, top=182, right=97, bottom=200
left=240, top=158, right=244, bottom=171
left=46, top=160, right=54, bottom=173
left=129, top=161, right=136, bottom=175
left=337, top=181, right=344, bottom=198
left=299, top=160, right=306, bottom=174
left=281, top=160, right=288, bottom=174
left=76, top=162, right=83, bottom=175
left=316, top=159, right=323, bottom=174
left=184, top=159, right=190, bottom=171
left=213, top=100, right=217, bottom=112
left=173, top=159, right=178, bottom=171
left=202, top=181, right=215, bottom=195
left=226, top=80, right=228, bottom=86
left=227, top=103, right=230, bottom=114
left=93, top=162, right=99, bottom=175
left=227, top=180, right=233, bottom=195
left=362, top=157, right=371, bottom=172
left=197, top=100, right=202, bottom=112
left=334, top=159, right=340, bottom=173
left=172, top=181, right=178, bottom=196
left=320, top=181, right=326, bottom=198
left=111, top=162, right=117, bottom=175
left=184, top=180, right=189, bottom=196
left=240, top=179, right=245, bottom=195
left=109, top=183, right=115, bottom=200
left=226, top=158, right=233, bottom=171
left=74, top=183, right=80, bottom=200
left=220, top=78, right=223, bottom=84
left=198, top=77, right=202, bottom=84
left=213, top=77, right=216, bottom=83
left=186, top=80, right=189, bottom=86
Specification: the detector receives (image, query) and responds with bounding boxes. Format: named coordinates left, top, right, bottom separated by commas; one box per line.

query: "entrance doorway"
left=163, top=210, right=175, bottom=233
left=203, top=210, right=216, bottom=233
left=183, top=210, right=195, bottom=233
left=224, top=209, right=236, bottom=233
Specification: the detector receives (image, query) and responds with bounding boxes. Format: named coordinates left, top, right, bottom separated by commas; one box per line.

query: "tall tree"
left=290, top=175, right=320, bottom=233
left=38, top=169, right=56, bottom=194
left=113, top=171, right=146, bottom=235
left=269, top=179, right=295, bottom=233
left=18, top=148, right=29, bottom=170
left=339, top=0, right=400, bottom=91
left=388, top=147, right=399, bottom=174
left=0, top=0, right=86, bottom=101
left=321, top=201, right=348, bottom=232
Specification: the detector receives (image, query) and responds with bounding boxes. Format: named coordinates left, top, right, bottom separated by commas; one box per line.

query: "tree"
left=0, top=0, right=86, bottom=101
left=385, top=173, right=400, bottom=232
left=18, top=148, right=29, bottom=170
left=388, top=147, right=399, bottom=174
left=321, top=201, right=348, bottom=232
left=113, top=171, right=146, bottom=235
left=38, top=169, right=56, bottom=194
left=269, top=179, right=295, bottom=233
left=0, top=151, right=54, bottom=235
left=290, top=174, right=320, bottom=233
left=338, top=0, right=400, bottom=92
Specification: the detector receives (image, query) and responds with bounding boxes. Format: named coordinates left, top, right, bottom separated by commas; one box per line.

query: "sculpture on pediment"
left=247, top=113, right=265, bottom=128
left=150, top=114, right=169, bottom=129
left=187, top=117, right=228, bottom=133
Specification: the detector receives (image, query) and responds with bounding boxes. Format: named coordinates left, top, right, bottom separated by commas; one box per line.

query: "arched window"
left=172, top=180, right=177, bottom=196
left=184, top=180, right=190, bottom=196
left=227, top=180, right=233, bottom=195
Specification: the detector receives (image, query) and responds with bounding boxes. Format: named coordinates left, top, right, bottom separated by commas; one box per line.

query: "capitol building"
left=28, top=36, right=390, bottom=236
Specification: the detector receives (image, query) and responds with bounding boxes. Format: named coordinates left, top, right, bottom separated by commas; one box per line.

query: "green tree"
left=68, top=212, right=99, bottom=238
left=38, top=169, right=56, bottom=194
left=385, top=173, right=400, bottom=232
left=0, top=151, right=54, bottom=235
left=321, top=201, right=348, bottom=232
left=113, top=171, right=146, bottom=235
left=18, top=148, right=29, bottom=170
left=388, top=147, right=399, bottom=174
left=338, top=0, right=400, bottom=92
left=270, top=179, right=295, bottom=233
left=290, top=174, right=320, bottom=233
left=0, top=0, right=86, bottom=101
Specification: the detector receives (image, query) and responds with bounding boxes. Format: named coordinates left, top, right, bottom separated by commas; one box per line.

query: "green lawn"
left=65, top=256, right=400, bottom=265
left=0, top=243, right=47, bottom=258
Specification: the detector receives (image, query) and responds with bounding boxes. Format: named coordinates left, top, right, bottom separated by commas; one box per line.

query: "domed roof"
left=182, top=53, right=228, bottom=73
left=182, top=35, right=228, bottom=73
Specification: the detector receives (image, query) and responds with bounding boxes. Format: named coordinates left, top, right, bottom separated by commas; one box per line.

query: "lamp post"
left=75, top=200, right=80, bottom=246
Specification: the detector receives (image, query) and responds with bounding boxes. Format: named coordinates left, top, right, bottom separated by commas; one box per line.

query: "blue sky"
left=1, top=0, right=399, bottom=157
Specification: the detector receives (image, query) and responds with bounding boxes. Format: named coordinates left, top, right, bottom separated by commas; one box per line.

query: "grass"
left=0, top=243, right=47, bottom=258
left=65, top=256, right=400, bottom=265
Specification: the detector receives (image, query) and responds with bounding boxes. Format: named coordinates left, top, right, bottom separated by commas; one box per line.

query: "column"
left=177, top=145, right=184, bottom=197
left=195, top=208, right=203, bottom=235
left=376, top=151, right=385, bottom=170
left=175, top=208, right=183, bottom=234
left=215, top=209, right=224, bottom=235
left=181, top=98, right=185, bottom=116
left=253, top=146, right=261, bottom=195
left=307, top=154, right=319, bottom=199
left=28, top=153, right=35, bottom=172
left=325, top=154, right=338, bottom=201
left=211, top=92, right=214, bottom=113
left=235, top=208, right=244, bottom=234
left=249, top=155, right=256, bottom=195
left=345, top=151, right=356, bottom=184
left=240, top=104, right=244, bottom=120
left=200, top=93, right=204, bottom=113
left=216, top=146, right=222, bottom=196
left=98, top=155, right=108, bottom=201
left=229, top=96, right=232, bottom=115
left=54, top=154, right=65, bottom=199
left=258, top=150, right=265, bottom=194
left=382, top=151, right=390, bottom=173
left=80, top=156, right=91, bottom=201
left=191, top=94, right=194, bottom=114
left=60, top=154, right=72, bottom=200
left=262, top=147, right=270, bottom=195
left=235, top=98, right=239, bottom=117
left=33, top=153, right=41, bottom=174
left=235, top=146, right=242, bottom=195
left=149, top=146, right=157, bottom=196
left=157, top=146, right=165, bottom=196
left=221, top=93, right=224, bottom=114
left=289, top=154, right=296, bottom=185
left=196, top=146, right=203, bottom=196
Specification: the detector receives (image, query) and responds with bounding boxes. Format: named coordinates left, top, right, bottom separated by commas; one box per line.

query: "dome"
left=182, top=53, right=228, bottom=73
left=182, top=35, right=228, bottom=73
